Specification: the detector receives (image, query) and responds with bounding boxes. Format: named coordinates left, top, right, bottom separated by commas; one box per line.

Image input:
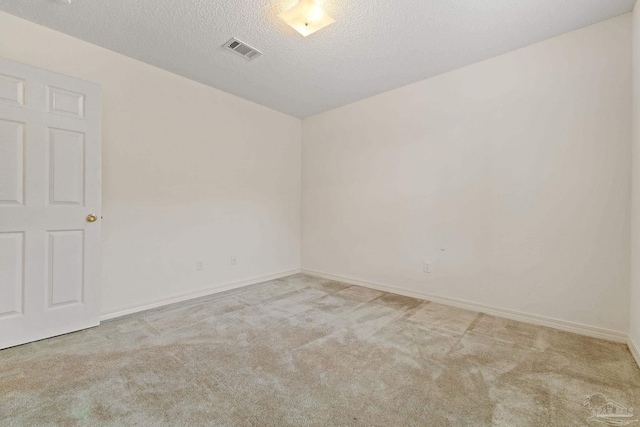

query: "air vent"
left=223, top=38, right=262, bottom=60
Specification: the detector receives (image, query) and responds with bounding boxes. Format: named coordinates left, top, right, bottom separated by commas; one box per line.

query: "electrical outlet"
left=197, top=260, right=204, bottom=271
left=231, top=256, right=237, bottom=265
left=423, top=261, right=431, bottom=273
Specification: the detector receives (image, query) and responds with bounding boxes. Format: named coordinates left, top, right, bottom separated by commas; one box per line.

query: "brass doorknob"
left=86, top=214, right=98, bottom=223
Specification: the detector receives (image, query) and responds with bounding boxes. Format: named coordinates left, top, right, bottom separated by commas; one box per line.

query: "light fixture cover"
left=279, top=0, right=335, bottom=37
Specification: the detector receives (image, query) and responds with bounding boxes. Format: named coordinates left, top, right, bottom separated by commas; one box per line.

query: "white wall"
left=631, top=5, right=640, bottom=359
left=0, top=11, right=302, bottom=316
left=302, top=15, right=632, bottom=333
left=0, top=10, right=634, bottom=338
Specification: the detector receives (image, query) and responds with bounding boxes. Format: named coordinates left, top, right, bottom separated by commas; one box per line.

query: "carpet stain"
left=72, top=408, right=90, bottom=420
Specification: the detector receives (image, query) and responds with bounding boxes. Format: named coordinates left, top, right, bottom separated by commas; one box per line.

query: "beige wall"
left=631, top=5, right=640, bottom=356
left=302, top=15, right=632, bottom=333
left=0, top=11, right=302, bottom=316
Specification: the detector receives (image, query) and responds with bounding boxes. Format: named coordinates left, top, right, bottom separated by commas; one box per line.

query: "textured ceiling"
left=0, top=0, right=635, bottom=117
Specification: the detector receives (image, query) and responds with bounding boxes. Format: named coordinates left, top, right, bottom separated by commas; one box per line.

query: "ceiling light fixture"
left=279, top=0, right=335, bottom=37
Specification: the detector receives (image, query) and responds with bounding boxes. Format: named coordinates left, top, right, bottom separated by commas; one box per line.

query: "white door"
left=0, top=58, right=101, bottom=350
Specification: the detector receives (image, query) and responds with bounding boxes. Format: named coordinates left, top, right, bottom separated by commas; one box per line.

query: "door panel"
left=0, top=58, right=101, bottom=350
left=47, top=230, right=84, bottom=308
left=0, top=119, right=25, bottom=205
left=48, top=86, right=85, bottom=118
left=48, top=128, right=85, bottom=206
left=0, top=73, right=25, bottom=106
left=0, top=232, right=24, bottom=317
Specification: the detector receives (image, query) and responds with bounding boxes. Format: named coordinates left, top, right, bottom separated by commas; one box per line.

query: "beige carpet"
left=1, top=274, right=639, bottom=426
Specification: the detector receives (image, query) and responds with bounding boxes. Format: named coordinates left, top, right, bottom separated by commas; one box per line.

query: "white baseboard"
left=100, top=268, right=301, bottom=321
left=301, top=268, right=628, bottom=344
left=629, top=337, right=640, bottom=369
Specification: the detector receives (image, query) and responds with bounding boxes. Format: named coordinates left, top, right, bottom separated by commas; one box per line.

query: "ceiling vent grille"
left=223, top=38, right=262, bottom=60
